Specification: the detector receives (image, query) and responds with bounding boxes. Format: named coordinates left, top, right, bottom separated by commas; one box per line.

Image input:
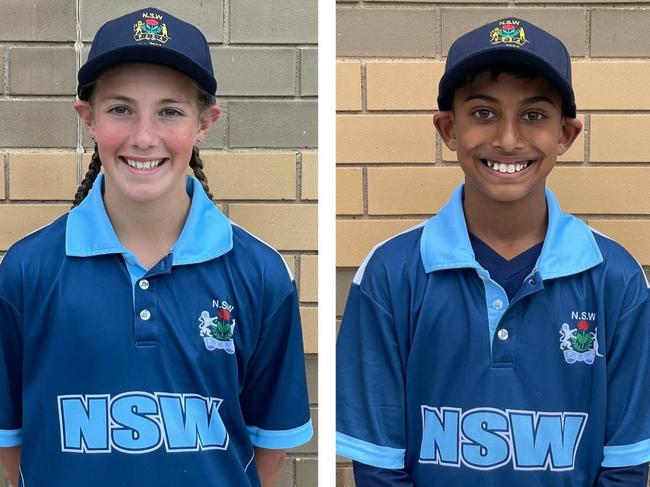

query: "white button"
left=492, top=299, right=503, bottom=310
left=497, top=329, right=509, bottom=341
left=140, top=309, right=151, bottom=321
left=139, top=279, right=150, bottom=290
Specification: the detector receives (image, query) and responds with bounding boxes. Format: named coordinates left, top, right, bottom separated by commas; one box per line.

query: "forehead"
left=94, top=63, right=199, bottom=99
left=453, top=71, right=562, bottom=107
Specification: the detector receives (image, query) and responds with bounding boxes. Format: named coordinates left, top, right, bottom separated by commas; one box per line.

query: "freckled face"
left=436, top=72, right=579, bottom=205
left=76, top=63, right=213, bottom=206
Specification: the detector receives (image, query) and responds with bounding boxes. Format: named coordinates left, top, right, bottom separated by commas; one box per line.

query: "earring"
left=195, top=137, right=201, bottom=145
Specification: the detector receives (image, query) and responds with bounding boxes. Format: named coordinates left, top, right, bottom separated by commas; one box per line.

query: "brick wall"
left=0, top=0, right=317, bottom=486
left=336, top=2, right=650, bottom=485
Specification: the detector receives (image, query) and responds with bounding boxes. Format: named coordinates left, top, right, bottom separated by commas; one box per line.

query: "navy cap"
left=438, top=18, right=576, bottom=117
left=78, top=7, right=216, bottom=100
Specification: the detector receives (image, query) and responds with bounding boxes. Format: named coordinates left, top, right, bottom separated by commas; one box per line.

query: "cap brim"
left=438, top=48, right=576, bottom=117
left=78, top=45, right=217, bottom=99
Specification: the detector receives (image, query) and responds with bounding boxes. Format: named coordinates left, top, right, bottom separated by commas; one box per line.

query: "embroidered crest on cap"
left=199, top=299, right=236, bottom=354
left=489, top=19, right=528, bottom=47
left=559, top=314, right=603, bottom=365
left=134, top=12, right=170, bottom=44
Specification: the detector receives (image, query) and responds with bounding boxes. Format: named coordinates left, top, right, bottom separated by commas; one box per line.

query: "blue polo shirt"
left=0, top=174, right=312, bottom=486
left=337, top=184, right=650, bottom=487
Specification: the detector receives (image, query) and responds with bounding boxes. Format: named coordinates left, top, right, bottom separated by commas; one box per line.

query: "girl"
left=0, top=8, right=312, bottom=487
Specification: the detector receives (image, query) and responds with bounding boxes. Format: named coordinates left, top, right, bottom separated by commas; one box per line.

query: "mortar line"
left=75, top=0, right=84, bottom=184
left=4, top=152, right=9, bottom=201
left=296, top=150, right=303, bottom=201
left=585, top=8, right=592, bottom=58
left=223, top=0, right=231, bottom=45
left=296, top=49, right=302, bottom=98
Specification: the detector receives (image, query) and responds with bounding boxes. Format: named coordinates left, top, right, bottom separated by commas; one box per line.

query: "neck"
left=462, top=183, right=548, bottom=260
left=103, top=181, right=191, bottom=266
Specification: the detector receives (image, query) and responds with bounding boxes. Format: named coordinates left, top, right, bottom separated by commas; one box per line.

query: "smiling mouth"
left=121, top=157, right=165, bottom=171
left=480, top=159, right=534, bottom=174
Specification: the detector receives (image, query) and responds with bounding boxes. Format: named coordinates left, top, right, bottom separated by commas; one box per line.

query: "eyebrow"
left=464, top=94, right=558, bottom=106
left=103, top=95, right=191, bottom=104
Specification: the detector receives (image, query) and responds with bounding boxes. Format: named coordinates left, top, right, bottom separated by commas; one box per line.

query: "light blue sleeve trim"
left=247, top=419, right=313, bottom=449
left=0, top=428, right=22, bottom=447
left=336, top=431, right=405, bottom=469
left=602, top=439, right=650, bottom=467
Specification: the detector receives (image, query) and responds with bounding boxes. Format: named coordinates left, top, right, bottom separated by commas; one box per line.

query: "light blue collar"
left=66, top=174, right=233, bottom=265
left=420, top=184, right=603, bottom=280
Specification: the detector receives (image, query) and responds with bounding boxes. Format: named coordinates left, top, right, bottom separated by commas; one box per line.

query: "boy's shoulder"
left=355, top=222, right=427, bottom=286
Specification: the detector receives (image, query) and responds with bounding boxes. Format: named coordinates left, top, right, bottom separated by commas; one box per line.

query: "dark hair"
left=71, top=86, right=217, bottom=208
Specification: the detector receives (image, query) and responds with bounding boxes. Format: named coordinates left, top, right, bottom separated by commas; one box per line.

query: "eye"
left=522, top=110, right=546, bottom=122
left=160, top=107, right=184, bottom=118
left=472, top=108, right=496, bottom=120
left=108, top=105, right=131, bottom=116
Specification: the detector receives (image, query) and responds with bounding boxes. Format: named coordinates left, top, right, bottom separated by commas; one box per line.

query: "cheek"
left=163, top=127, right=197, bottom=153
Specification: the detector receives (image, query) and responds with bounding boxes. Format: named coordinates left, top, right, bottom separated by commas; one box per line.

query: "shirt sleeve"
left=239, top=285, right=312, bottom=449
left=353, top=461, right=415, bottom=487
left=601, top=274, right=650, bottom=468
left=595, top=464, right=649, bottom=487
left=337, top=263, right=408, bottom=469
left=0, top=293, right=22, bottom=447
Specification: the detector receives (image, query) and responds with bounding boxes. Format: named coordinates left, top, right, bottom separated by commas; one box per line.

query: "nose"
left=130, top=114, right=159, bottom=149
left=492, top=116, right=524, bottom=152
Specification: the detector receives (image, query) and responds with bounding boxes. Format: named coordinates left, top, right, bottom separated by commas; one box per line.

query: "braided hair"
left=71, top=144, right=102, bottom=208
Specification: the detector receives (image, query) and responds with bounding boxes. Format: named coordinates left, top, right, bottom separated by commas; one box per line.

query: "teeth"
left=485, top=160, right=531, bottom=174
left=125, top=158, right=162, bottom=170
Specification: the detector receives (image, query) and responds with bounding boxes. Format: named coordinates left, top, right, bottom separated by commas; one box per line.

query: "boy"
left=336, top=17, right=650, bottom=486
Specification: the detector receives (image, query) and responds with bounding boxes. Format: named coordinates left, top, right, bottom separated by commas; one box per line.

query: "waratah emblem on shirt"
left=199, top=299, right=236, bottom=354
left=559, top=319, right=603, bottom=364
left=134, top=12, right=170, bottom=44
left=489, top=20, right=528, bottom=47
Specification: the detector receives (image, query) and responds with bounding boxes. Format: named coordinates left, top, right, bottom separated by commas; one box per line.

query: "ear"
left=433, top=111, right=457, bottom=151
left=197, top=105, right=222, bottom=142
left=557, top=117, right=582, bottom=155
left=73, top=100, right=96, bottom=141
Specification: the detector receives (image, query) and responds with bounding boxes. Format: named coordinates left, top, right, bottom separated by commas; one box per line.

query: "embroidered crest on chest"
left=559, top=311, right=602, bottom=365
left=198, top=299, right=236, bottom=354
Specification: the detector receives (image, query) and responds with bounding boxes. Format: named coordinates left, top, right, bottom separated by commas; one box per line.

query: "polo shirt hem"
left=247, top=419, right=313, bottom=449
left=0, top=428, right=22, bottom=447
left=336, top=431, right=405, bottom=469
left=602, top=439, right=650, bottom=467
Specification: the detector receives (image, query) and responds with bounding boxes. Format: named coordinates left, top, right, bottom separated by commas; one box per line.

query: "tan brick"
left=586, top=220, right=650, bottom=265
left=591, top=115, right=650, bottom=163
left=302, top=152, right=318, bottom=200
left=337, top=219, right=424, bottom=267
left=336, top=466, right=355, bottom=487
left=300, top=306, right=317, bottom=354
left=0, top=205, right=69, bottom=250
left=296, top=457, right=317, bottom=487
left=337, top=61, right=362, bottom=111
left=282, top=254, right=297, bottom=277
left=299, top=255, right=318, bottom=302
left=9, top=153, right=77, bottom=201
left=368, top=167, right=464, bottom=215
left=547, top=168, right=650, bottom=215
left=367, top=61, right=443, bottom=111
left=8, top=47, right=76, bottom=95
left=201, top=152, right=296, bottom=200
left=441, top=9, right=586, bottom=56
left=442, top=115, right=586, bottom=163
left=0, top=156, right=5, bottom=200
left=337, top=168, right=363, bottom=215
left=337, top=269, right=355, bottom=315
left=337, top=115, right=436, bottom=163
left=573, top=61, right=650, bottom=110
left=229, top=204, right=317, bottom=250
left=591, top=9, right=650, bottom=57
left=337, top=8, right=436, bottom=57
